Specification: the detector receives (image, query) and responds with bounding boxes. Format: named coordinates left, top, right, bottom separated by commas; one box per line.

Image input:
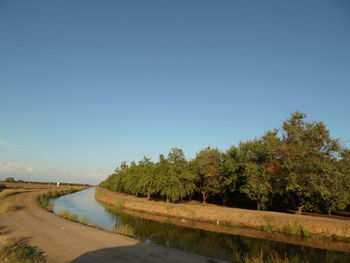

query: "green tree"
left=240, top=163, right=271, bottom=210
left=316, top=163, right=349, bottom=215
left=4, top=177, right=16, bottom=183
left=220, top=146, right=245, bottom=206
left=280, top=112, right=341, bottom=214
left=239, top=139, right=273, bottom=210
left=159, top=148, right=196, bottom=202
left=137, top=156, right=158, bottom=199
left=193, top=147, right=223, bottom=203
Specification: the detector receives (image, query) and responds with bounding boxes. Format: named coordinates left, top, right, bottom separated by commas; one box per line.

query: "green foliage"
left=261, top=225, right=279, bottom=233
left=241, top=163, right=271, bottom=210
left=4, top=177, right=16, bottom=183
left=101, top=149, right=197, bottom=203
left=192, top=147, right=222, bottom=203
left=99, top=112, right=350, bottom=215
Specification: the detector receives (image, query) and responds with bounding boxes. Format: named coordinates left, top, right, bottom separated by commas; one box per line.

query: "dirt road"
left=0, top=189, right=226, bottom=263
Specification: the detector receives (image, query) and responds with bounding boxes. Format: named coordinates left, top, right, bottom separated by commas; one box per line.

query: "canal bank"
left=51, top=187, right=350, bottom=262
left=95, top=187, right=350, bottom=243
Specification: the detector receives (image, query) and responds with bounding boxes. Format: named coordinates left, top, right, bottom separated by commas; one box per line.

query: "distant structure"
left=57, top=182, right=60, bottom=187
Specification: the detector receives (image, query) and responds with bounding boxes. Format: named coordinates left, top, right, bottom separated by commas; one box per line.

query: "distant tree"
left=4, top=177, right=16, bottom=183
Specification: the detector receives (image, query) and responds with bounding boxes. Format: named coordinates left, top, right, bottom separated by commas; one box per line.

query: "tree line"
left=99, top=112, right=350, bottom=215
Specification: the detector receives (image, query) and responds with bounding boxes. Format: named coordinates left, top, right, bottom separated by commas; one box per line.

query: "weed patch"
left=57, top=210, right=78, bottom=222
left=114, top=200, right=124, bottom=212
left=114, top=224, right=135, bottom=236
left=283, top=225, right=311, bottom=238
left=0, top=200, right=15, bottom=212
left=261, top=224, right=279, bottom=233
left=243, top=251, right=308, bottom=263
left=79, top=217, right=90, bottom=225
left=0, top=234, right=46, bottom=263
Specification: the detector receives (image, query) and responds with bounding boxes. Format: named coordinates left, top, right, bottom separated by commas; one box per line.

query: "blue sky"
left=1, top=0, right=349, bottom=184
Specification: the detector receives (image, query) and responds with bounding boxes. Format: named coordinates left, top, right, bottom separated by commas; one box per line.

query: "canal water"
left=52, top=188, right=350, bottom=263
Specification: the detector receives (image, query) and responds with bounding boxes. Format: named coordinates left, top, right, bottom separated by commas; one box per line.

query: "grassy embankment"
left=95, top=187, right=350, bottom=242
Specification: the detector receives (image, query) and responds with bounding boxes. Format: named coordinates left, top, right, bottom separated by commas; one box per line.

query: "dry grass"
left=0, top=190, right=20, bottom=199
left=0, top=200, right=15, bottom=212
left=0, top=233, right=46, bottom=262
left=89, top=223, right=104, bottom=230
left=114, top=224, right=135, bottom=236
left=79, top=217, right=90, bottom=225
left=57, top=210, right=78, bottom=222
left=243, top=251, right=308, bottom=263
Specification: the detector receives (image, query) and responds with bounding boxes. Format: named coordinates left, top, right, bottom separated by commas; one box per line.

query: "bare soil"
left=0, top=185, right=227, bottom=263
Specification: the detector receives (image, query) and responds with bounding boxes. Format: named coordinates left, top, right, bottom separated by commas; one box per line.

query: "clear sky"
left=1, top=0, right=349, bottom=184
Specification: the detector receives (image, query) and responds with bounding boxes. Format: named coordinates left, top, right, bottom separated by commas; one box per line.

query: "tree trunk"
left=222, top=198, right=227, bottom=207
left=296, top=205, right=304, bottom=215
left=166, top=197, right=170, bottom=203
left=257, top=202, right=261, bottom=211
left=328, top=209, right=332, bottom=215
left=147, top=193, right=151, bottom=200
left=202, top=192, right=207, bottom=204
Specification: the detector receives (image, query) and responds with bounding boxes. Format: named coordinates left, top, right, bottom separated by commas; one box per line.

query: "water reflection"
left=52, top=188, right=350, bottom=263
